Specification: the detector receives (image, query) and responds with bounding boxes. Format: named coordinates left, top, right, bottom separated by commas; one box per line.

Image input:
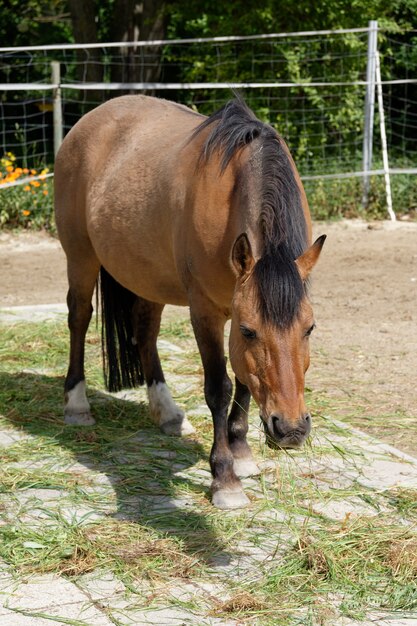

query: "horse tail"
left=99, top=267, right=144, bottom=392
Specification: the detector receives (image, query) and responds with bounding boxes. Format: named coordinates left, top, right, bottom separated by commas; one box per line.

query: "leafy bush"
left=305, top=165, right=417, bottom=220
left=0, top=153, right=54, bottom=230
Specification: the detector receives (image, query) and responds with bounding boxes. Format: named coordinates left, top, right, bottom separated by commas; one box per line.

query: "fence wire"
left=0, top=28, right=416, bottom=217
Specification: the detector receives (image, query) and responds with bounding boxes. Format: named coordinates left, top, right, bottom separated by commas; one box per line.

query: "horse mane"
left=193, top=95, right=308, bottom=328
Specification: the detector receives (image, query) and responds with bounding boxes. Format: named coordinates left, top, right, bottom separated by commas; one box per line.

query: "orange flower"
left=23, top=168, right=29, bottom=174
left=31, top=180, right=41, bottom=187
left=24, top=185, right=31, bottom=191
left=43, top=190, right=48, bottom=196
left=22, top=210, right=31, bottom=216
left=6, top=165, right=13, bottom=173
left=30, top=169, right=37, bottom=175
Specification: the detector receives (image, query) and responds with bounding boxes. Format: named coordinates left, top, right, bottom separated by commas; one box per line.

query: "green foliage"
left=0, top=1, right=417, bottom=222
left=0, top=182, right=54, bottom=230
left=0, top=0, right=72, bottom=47
left=0, top=154, right=54, bottom=230
left=305, top=172, right=417, bottom=220
left=167, top=0, right=417, bottom=37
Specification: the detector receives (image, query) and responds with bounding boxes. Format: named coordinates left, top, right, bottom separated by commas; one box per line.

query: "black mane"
left=193, top=96, right=308, bottom=328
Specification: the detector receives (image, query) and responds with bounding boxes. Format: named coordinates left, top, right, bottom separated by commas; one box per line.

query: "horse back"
left=55, top=96, right=215, bottom=305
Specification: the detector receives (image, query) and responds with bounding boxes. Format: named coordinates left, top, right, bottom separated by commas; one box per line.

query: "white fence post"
left=362, top=20, right=378, bottom=208
left=375, top=50, right=395, bottom=221
left=51, top=61, right=63, bottom=158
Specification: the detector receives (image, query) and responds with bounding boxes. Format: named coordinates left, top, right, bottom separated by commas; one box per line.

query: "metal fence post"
left=51, top=61, right=63, bottom=158
left=375, top=50, right=395, bottom=221
left=362, top=20, right=378, bottom=208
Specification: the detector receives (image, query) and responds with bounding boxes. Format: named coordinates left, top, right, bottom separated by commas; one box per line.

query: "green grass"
left=0, top=318, right=416, bottom=624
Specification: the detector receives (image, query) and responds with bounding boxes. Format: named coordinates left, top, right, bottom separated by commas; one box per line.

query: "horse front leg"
left=228, top=378, right=260, bottom=478
left=190, top=301, right=250, bottom=510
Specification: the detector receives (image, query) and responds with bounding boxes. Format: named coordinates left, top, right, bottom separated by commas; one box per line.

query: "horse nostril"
left=272, top=415, right=284, bottom=438
left=303, top=412, right=312, bottom=435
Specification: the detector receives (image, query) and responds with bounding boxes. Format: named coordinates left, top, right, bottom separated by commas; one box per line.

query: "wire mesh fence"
left=0, top=26, right=416, bottom=218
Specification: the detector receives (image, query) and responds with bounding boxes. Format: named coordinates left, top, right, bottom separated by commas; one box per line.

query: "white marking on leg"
left=64, top=381, right=95, bottom=425
left=147, top=381, right=195, bottom=436
left=233, top=457, right=260, bottom=478
left=212, top=486, right=250, bottom=510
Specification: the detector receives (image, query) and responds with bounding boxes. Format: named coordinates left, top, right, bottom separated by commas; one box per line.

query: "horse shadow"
left=0, top=371, right=232, bottom=567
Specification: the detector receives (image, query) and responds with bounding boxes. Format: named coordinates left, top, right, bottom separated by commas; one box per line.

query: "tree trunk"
left=67, top=0, right=103, bottom=85
left=110, top=0, right=167, bottom=90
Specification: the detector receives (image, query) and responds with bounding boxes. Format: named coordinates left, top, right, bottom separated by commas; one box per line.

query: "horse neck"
left=230, top=147, right=266, bottom=261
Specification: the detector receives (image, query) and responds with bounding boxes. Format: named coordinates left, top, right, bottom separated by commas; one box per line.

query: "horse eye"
left=240, top=325, right=257, bottom=339
left=305, top=323, right=316, bottom=337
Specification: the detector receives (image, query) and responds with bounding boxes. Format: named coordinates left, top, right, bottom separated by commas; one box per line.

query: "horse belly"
left=110, top=259, right=189, bottom=306
left=86, top=192, right=189, bottom=306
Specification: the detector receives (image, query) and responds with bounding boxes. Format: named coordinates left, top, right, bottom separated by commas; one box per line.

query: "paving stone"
left=0, top=605, right=113, bottom=625
left=2, top=488, right=110, bottom=526
left=0, top=608, right=69, bottom=626
left=116, top=494, right=196, bottom=517
left=0, top=303, right=67, bottom=324
left=251, top=506, right=289, bottom=523
left=0, top=430, right=35, bottom=447
left=335, top=616, right=417, bottom=626
left=0, top=574, right=113, bottom=625
left=291, top=455, right=361, bottom=488
left=166, top=580, right=228, bottom=605
left=11, top=488, right=67, bottom=504
left=358, top=459, right=417, bottom=489
left=157, top=339, right=185, bottom=354
left=171, top=462, right=191, bottom=473
left=310, top=497, right=387, bottom=520
left=109, top=603, right=236, bottom=625
left=330, top=419, right=417, bottom=466
left=7, top=459, right=95, bottom=474
left=75, top=569, right=127, bottom=600
left=174, top=467, right=211, bottom=485
left=152, top=449, right=177, bottom=459
left=187, top=404, right=208, bottom=417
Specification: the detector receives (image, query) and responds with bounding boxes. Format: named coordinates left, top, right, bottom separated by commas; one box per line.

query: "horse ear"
left=231, top=233, right=256, bottom=279
left=295, top=235, right=326, bottom=281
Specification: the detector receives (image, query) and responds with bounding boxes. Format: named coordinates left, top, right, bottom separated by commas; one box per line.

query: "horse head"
left=229, top=233, right=326, bottom=449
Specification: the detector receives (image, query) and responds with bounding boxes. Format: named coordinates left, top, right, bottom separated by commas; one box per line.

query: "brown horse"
left=54, top=94, right=325, bottom=510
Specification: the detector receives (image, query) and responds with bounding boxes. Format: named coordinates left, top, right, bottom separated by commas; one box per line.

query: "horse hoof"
left=64, top=411, right=95, bottom=426
left=233, top=457, right=260, bottom=478
left=160, top=416, right=195, bottom=437
left=212, top=488, right=250, bottom=510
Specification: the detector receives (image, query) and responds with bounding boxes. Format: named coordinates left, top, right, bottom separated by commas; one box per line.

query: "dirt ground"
left=1, top=221, right=416, bottom=455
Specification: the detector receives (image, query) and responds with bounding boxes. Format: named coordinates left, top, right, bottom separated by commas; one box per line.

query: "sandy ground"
left=1, top=221, right=416, bottom=453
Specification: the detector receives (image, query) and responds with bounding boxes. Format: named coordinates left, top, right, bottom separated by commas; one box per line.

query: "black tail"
left=99, top=267, right=144, bottom=392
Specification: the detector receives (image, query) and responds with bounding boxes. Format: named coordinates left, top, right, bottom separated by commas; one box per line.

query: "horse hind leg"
left=64, top=256, right=100, bottom=425
left=132, top=298, right=195, bottom=436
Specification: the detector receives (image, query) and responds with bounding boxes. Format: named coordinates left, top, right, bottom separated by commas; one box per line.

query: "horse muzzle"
left=262, top=412, right=312, bottom=449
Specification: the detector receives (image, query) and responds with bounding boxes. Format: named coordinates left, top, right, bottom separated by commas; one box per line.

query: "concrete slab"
left=0, top=303, right=67, bottom=324
left=0, top=430, right=35, bottom=447
left=75, top=569, right=127, bottom=600
left=310, top=497, right=388, bottom=520
left=358, top=458, right=417, bottom=489
left=0, top=574, right=113, bottom=624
